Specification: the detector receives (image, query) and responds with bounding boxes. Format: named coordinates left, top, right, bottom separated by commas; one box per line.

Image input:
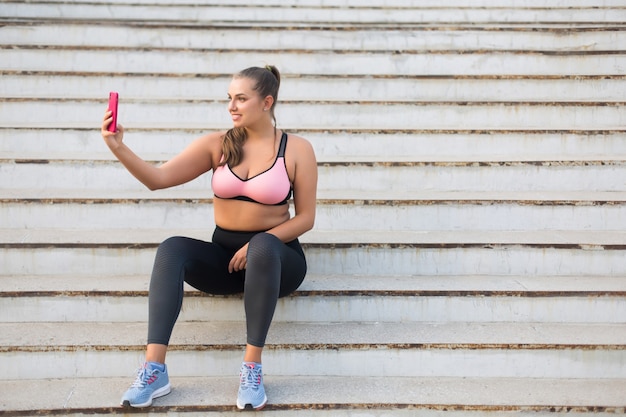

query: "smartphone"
left=107, top=92, right=119, bottom=132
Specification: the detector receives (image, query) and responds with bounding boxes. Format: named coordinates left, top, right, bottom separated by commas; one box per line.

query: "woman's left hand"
left=229, top=243, right=248, bottom=273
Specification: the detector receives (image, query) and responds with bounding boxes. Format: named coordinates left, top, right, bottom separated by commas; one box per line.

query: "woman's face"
left=227, top=77, right=268, bottom=128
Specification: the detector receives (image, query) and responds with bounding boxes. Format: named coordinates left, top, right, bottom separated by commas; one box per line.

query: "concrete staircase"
left=1, top=0, right=626, bottom=414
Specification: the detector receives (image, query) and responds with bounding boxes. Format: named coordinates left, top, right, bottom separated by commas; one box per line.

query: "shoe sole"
left=121, top=383, right=171, bottom=408
left=236, top=394, right=267, bottom=411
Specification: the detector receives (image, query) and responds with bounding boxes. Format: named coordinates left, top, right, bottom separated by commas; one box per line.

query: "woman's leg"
left=237, top=233, right=307, bottom=410
left=243, top=232, right=307, bottom=356
left=121, top=235, right=243, bottom=408
left=244, top=233, right=306, bottom=348
left=147, top=236, right=244, bottom=350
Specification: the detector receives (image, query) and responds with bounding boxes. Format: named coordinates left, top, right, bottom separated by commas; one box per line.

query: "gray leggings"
left=147, top=226, right=307, bottom=347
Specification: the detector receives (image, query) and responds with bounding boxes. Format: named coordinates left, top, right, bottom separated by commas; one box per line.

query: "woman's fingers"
left=229, top=252, right=247, bottom=273
left=102, top=110, right=113, bottom=132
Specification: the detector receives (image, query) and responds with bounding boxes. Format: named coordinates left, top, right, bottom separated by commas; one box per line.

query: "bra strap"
left=277, top=132, right=288, bottom=157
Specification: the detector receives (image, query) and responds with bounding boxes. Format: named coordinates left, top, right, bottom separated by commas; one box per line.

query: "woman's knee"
left=157, top=235, right=191, bottom=255
left=247, top=232, right=282, bottom=266
left=153, top=236, right=190, bottom=271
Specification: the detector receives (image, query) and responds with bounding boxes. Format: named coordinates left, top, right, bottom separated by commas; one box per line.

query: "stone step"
left=5, top=274, right=626, bottom=295
left=6, top=0, right=625, bottom=9
left=66, top=0, right=626, bottom=6
left=4, top=242, right=624, bottom=277
left=4, top=73, right=626, bottom=103
left=3, top=99, right=624, bottom=130
left=1, top=321, right=625, bottom=379
left=2, top=129, right=625, bottom=163
left=7, top=289, right=624, bottom=325
left=2, top=198, right=625, bottom=232
left=2, top=274, right=625, bottom=325
left=1, top=376, right=624, bottom=414
left=2, top=47, right=624, bottom=77
left=2, top=1, right=625, bottom=24
left=3, top=23, right=625, bottom=52
left=2, top=160, right=623, bottom=192
left=3, top=188, right=625, bottom=203
left=2, top=228, right=625, bottom=246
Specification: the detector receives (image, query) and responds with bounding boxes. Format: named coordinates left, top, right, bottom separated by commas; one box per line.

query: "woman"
left=100, top=65, right=318, bottom=410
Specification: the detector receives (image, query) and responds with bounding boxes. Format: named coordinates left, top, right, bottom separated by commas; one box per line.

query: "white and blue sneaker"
left=121, top=362, right=171, bottom=408
left=236, top=362, right=267, bottom=410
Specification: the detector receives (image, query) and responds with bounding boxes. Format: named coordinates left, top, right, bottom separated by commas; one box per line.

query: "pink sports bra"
left=212, top=132, right=292, bottom=206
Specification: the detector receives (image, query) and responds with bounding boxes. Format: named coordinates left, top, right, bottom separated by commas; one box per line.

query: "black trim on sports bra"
left=277, top=132, right=288, bottom=158
left=214, top=132, right=292, bottom=206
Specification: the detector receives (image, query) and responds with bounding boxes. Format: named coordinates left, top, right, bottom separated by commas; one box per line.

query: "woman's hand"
left=229, top=243, right=249, bottom=273
left=101, top=110, right=124, bottom=151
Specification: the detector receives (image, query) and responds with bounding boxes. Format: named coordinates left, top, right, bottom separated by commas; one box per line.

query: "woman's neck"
left=244, top=124, right=277, bottom=142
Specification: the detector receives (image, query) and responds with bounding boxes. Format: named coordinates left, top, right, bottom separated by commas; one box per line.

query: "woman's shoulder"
left=188, top=131, right=226, bottom=167
left=193, top=131, right=227, bottom=152
left=197, top=130, right=226, bottom=143
left=285, top=132, right=314, bottom=151
left=285, top=131, right=306, bottom=141
left=284, top=132, right=316, bottom=165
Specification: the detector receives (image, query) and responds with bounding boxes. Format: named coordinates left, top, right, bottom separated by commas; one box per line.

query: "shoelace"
left=240, top=364, right=262, bottom=389
left=130, top=366, right=157, bottom=389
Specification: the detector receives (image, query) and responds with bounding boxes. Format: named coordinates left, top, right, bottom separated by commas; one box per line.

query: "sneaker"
left=236, top=362, right=267, bottom=410
left=120, top=362, right=171, bottom=408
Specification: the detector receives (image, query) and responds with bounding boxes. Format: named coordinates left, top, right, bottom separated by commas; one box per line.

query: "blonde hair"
left=221, top=65, right=281, bottom=167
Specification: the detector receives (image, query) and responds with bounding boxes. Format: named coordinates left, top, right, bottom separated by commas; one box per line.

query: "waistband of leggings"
left=212, top=225, right=264, bottom=250
left=214, top=225, right=268, bottom=235
left=213, top=225, right=303, bottom=253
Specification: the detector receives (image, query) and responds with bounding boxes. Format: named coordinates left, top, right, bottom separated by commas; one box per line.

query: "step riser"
left=3, top=163, right=624, bottom=192
left=0, top=411, right=613, bottom=417
left=4, top=25, right=626, bottom=53
left=322, top=165, right=625, bottom=193
left=0, top=163, right=208, bottom=191
left=3, top=101, right=624, bottom=130
left=3, top=247, right=625, bottom=276
left=2, top=348, right=623, bottom=380
left=3, top=129, right=625, bottom=162
left=3, top=49, right=625, bottom=76
left=4, top=3, right=626, bottom=23
left=4, top=0, right=625, bottom=9
left=2, top=377, right=625, bottom=416
left=3, top=202, right=624, bottom=231
left=305, top=246, right=626, bottom=276
left=6, top=75, right=626, bottom=103
left=5, top=276, right=625, bottom=296
left=2, top=295, right=624, bottom=324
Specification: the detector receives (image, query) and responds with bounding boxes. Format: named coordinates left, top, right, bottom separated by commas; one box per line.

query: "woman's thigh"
left=246, top=233, right=307, bottom=297
left=156, top=235, right=245, bottom=295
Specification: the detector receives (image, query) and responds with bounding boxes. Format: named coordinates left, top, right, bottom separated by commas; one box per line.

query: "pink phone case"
left=107, top=92, right=119, bottom=132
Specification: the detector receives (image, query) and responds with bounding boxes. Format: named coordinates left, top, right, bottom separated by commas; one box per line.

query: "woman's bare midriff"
left=213, top=198, right=290, bottom=232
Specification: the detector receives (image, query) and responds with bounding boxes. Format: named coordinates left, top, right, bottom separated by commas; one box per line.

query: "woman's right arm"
left=101, top=109, right=220, bottom=190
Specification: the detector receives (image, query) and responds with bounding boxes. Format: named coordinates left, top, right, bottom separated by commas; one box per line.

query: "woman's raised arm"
left=101, top=109, right=221, bottom=190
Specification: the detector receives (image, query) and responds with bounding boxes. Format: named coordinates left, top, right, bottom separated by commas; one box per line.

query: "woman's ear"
left=263, top=95, right=274, bottom=111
